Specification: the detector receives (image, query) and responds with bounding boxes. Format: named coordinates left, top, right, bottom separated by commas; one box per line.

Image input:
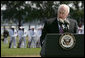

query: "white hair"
left=58, top=4, right=70, bottom=14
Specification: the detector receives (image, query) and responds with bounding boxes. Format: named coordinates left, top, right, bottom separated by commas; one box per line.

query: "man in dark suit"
left=40, top=4, right=78, bottom=47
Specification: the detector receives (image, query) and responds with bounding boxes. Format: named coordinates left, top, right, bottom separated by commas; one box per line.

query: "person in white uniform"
left=22, top=28, right=27, bottom=48
left=82, top=25, right=84, bottom=34
left=3, top=26, right=9, bottom=44
left=27, top=27, right=36, bottom=48
left=36, top=26, right=42, bottom=48
left=17, top=26, right=24, bottom=48
left=27, top=28, right=31, bottom=48
left=9, top=26, right=17, bottom=48
left=78, top=24, right=84, bottom=34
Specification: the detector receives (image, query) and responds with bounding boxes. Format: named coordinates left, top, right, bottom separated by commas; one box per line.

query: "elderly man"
left=40, top=4, right=78, bottom=47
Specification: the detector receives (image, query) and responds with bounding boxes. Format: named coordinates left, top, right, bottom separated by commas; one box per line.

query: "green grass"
left=1, top=36, right=41, bottom=57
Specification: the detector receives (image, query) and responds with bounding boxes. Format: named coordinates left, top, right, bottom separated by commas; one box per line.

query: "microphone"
left=58, top=18, right=70, bottom=32
left=59, top=18, right=64, bottom=24
left=64, top=19, right=70, bottom=31
left=64, top=19, right=70, bottom=25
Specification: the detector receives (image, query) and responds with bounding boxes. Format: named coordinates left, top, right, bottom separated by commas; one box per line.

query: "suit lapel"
left=51, top=18, right=59, bottom=33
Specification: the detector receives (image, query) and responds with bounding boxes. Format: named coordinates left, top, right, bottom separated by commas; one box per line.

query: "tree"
left=1, top=1, right=26, bottom=26
left=1, top=1, right=84, bottom=25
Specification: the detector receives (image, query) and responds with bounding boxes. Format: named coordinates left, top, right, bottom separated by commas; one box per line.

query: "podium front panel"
left=42, top=34, right=84, bottom=57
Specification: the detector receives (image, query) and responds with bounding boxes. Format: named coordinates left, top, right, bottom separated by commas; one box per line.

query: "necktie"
left=59, top=26, right=64, bottom=33
left=58, top=21, right=64, bottom=33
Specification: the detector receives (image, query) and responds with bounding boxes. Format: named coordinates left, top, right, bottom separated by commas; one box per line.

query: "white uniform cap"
left=11, top=26, right=15, bottom=28
left=30, top=26, right=35, bottom=29
left=20, top=26, right=24, bottom=29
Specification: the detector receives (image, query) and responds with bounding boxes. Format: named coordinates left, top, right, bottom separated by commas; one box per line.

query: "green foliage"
left=1, top=1, right=84, bottom=24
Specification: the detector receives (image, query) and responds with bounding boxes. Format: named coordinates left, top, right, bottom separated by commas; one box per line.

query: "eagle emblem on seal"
left=59, top=33, right=76, bottom=50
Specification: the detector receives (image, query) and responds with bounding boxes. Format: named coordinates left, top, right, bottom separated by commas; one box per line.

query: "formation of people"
left=2, top=23, right=84, bottom=48
left=2, top=25, right=43, bottom=48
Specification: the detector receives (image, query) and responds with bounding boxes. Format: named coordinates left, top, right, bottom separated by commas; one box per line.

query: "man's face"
left=58, top=6, right=68, bottom=20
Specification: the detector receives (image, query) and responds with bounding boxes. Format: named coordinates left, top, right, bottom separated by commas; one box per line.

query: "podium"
left=40, top=33, right=84, bottom=57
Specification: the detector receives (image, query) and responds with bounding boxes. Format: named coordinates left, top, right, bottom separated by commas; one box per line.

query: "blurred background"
left=1, top=1, right=84, bottom=57
left=1, top=1, right=84, bottom=34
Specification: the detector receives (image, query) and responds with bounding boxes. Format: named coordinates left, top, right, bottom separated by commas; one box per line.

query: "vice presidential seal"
left=59, top=33, right=76, bottom=50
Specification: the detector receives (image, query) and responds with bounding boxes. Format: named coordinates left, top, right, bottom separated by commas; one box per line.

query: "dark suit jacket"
left=40, top=17, right=78, bottom=46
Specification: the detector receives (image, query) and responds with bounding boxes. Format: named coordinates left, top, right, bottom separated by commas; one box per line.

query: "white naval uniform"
left=18, top=29, right=24, bottom=48
left=78, top=25, right=84, bottom=34
left=21, top=31, right=27, bottom=48
left=9, top=29, right=17, bottom=48
left=36, top=29, right=42, bottom=48
left=28, top=29, right=36, bottom=48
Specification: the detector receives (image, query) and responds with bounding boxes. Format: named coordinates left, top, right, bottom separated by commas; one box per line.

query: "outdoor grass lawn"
left=1, top=36, right=41, bottom=57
